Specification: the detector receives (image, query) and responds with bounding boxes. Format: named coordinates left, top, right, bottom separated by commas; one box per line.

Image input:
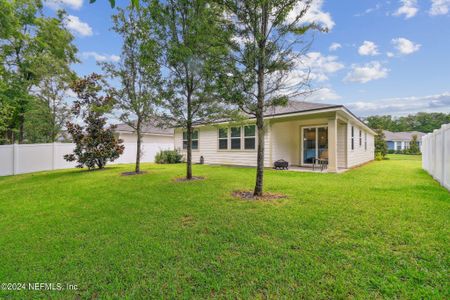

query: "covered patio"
left=269, top=110, right=349, bottom=173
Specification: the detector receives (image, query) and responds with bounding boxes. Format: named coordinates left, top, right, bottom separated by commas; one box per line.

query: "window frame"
left=217, top=124, right=257, bottom=152
left=351, top=126, right=355, bottom=150
left=182, top=130, right=199, bottom=150
left=359, top=129, right=362, bottom=147
left=244, top=125, right=256, bottom=150
left=364, top=132, right=367, bottom=151
left=218, top=127, right=229, bottom=150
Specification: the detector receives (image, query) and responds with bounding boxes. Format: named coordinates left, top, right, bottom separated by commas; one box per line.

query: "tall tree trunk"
left=253, top=4, right=268, bottom=197
left=135, top=118, right=142, bottom=173
left=254, top=115, right=265, bottom=196
left=186, top=93, right=193, bottom=180
left=186, top=121, right=193, bottom=180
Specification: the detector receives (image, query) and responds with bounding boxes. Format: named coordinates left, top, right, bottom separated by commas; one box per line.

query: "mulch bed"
left=174, top=176, right=205, bottom=182
left=232, top=190, right=287, bottom=200
left=121, top=171, right=148, bottom=176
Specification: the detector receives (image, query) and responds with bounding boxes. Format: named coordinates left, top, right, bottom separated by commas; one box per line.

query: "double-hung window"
left=218, top=128, right=228, bottom=150
left=244, top=125, right=256, bottom=150
left=351, top=126, right=355, bottom=150
left=364, top=132, right=367, bottom=151
left=219, top=125, right=256, bottom=150
left=183, top=130, right=199, bottom=150
left=230, top=127, right=241, bottom=149
left=359, top=130, right=362, bottom=147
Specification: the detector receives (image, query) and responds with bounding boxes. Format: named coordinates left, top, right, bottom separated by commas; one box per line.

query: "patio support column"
left=328, top=117, right=338, bottom=173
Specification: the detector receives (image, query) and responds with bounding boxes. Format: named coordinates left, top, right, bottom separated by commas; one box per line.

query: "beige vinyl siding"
left=346, top=123, right=375, bottom=168
left=175, top=123, right=272, bottom=167
left=337, top=123, right=347, bottom=168
left=271, top=121, right=299, bottom=164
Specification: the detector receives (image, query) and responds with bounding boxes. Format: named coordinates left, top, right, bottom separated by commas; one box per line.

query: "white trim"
left=300, top=125, right=328, bottom=166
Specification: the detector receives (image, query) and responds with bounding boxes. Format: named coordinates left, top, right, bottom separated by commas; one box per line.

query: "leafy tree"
left=64, top=74, right=125, bottom=170
left=218, top=0, right=318, bottom=196
left=102, top=6, right=162, bottom=174
left=365, top=113, right=450, bottom=133
left=365, top=115, right=395, bottom=131
left=408, top=134, right=421, bottom=155
left=147, top=0, right=230, bottom=180
left=374, top=129, right=388, bottom=160
left=0, top=0, right=77, bottom=143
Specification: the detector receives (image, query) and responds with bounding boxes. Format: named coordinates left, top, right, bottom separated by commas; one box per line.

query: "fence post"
left=13, top=143, right=19, bottom=175
left=52, top=142, right=56, bottom=170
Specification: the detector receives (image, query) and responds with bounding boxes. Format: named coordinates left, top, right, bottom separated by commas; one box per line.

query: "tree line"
left=365, top=113, right=450, bottom=133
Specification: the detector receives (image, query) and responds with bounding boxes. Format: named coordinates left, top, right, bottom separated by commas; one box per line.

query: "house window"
left=359, top=130, right=362, bottom=147
left=230, top=127, right=241, bottom=149
left=364, top=132, right=367, bottom=151
left=183, top=130, right=199, bottom=150
left=218, top=128, right=228, bottom=150
left=351, top=126, right=354, bottom=150
left=244, top=125, right=256, bottom=150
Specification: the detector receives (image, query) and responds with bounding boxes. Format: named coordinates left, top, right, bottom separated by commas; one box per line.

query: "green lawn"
left=0, top=155, right=448, bottom=299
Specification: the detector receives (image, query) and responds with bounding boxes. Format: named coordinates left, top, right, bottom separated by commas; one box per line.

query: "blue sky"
left=43, top=0, right=450, bottom=117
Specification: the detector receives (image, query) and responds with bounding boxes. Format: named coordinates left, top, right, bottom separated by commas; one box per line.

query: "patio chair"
left=313, top=150, right=328, bottom=171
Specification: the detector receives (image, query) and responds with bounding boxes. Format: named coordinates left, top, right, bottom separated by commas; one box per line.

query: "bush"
left=387, top=149, right=396, bottom=154
left=375, top=152, right=384, bottom=161
left=155, top=149, right=183, bottom=164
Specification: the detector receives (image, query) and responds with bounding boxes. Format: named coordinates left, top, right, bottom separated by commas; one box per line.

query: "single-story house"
left=383, top=130, right=425, bottom=151
left=115, top=122, right=174, bottom=144
left=174, top=101, right=376, bottom=173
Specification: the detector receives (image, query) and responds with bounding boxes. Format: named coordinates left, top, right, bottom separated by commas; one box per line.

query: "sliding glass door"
left=302, top=127, right=328, bottom=165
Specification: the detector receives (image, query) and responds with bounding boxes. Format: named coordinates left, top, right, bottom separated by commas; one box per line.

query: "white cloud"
left=287, top=0, right=335, bottom=30
left=347, top=92, right=450, bottom=116
left=82, top=52, right=120, bottom=62
left=355, top=3, right=382, bottom=17
left=65, top=15, right=93, bottom=37
left=393, top=0, right=419, bottom=18
left=392, top=37, right=421, bottom=55
left=344, top=61, right=389, bottom=83
left=45, top=0, right=83, bottom=10
left=386, top=52, right=395, bottom=58
left=305, top=87, right=341, bottom=102
left=329, top=42, right=342, bottom=51
left=302, top=52, right=345, bottom=82
left=429, top=0, right=450, bottom=15
left=280, top=52, right=344, bottom=95
left=358, top=41, right=380, bottom=56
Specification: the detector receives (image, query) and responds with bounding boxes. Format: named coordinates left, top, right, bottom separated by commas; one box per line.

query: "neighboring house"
left=115, top=122, right=174, bottom=145
left=174, top=101, right=376, bottom=173
left=383, top=130, right=425, bottom=151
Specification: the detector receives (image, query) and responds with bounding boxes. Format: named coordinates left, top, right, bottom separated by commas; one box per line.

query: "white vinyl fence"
left=0, top=142, right=173, bottom=176
left=422, top=124, right=450, bottom=191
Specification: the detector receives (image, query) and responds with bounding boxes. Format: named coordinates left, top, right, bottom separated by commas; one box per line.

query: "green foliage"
left=154, top=149, right=183, bottom=164
left=64, top=74, right=124, bottom=170
left=218, top=0, right=320, bottom=196
left=147, top=0, right=231, bottom=179
left=0, top=0, right=77, bottom=143
left=0, top=156, right=449, bottom=298
left=374, top=128, right=388, bottom=159
left=103, top=6, right=162, bottom=173
left=407, top=134, right=421, bottom=155
left=366, top=113, right=450, bottom=133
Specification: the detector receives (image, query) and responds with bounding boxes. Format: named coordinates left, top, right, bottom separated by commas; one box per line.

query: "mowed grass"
left=0, top=155, right=448, bottom=299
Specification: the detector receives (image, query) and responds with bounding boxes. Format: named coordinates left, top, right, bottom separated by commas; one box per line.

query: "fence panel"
left=422, top=124, right=450, bottom=191
left=0, top=142, right=173, bottom=177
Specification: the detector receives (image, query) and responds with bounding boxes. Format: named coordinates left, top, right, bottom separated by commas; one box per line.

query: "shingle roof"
left=115, top=122, right=174, bottom=135
left=383, top=130, right=425, bottom=141
left=263, top=101, right=341, bottom=116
